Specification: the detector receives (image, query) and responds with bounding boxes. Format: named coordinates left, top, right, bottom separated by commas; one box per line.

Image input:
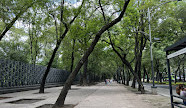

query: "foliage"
left=0, top=0, right=186, bottom=83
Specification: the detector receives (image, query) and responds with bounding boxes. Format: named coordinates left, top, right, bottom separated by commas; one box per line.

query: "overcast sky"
left=65, top=0, right=77, bottom=4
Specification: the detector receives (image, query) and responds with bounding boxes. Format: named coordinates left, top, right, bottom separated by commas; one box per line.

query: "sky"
left=54, top=0, right=79, bottom=4
left=65, top=0, right=78, bottom=4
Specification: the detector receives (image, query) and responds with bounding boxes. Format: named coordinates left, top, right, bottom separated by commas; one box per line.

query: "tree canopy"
left=0, top=0, right=186, bottom=106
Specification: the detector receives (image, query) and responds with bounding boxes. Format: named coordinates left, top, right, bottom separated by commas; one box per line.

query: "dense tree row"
left=0, top=0, right=186, bottom=107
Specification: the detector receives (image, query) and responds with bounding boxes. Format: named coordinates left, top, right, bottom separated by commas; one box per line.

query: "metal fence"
left=0, top=59, right=70, bottom=88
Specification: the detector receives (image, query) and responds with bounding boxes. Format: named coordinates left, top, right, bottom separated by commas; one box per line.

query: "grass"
left=148, top=81, right=186, bottom=86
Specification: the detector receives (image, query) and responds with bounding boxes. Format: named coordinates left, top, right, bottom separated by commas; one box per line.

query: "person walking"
left=176, top=84, right=186, bottom=105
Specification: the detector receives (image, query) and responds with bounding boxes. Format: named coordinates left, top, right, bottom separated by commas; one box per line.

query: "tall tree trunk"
left=28, top=21, right=34, bottom=64
left=137, top=54, right=142, bottom=91
left=52, top=1, right=131, bottom=107
left=155, top=59, right=160, bottom=82
left=174, top=70, right=177, bottom=84
left=132, top=0, right=139, bottom=89
left=39, top=44, right=61, bottom=93
left=39, top=0, right=85, bottom=93
left=69, top=39, right=75, bottom=89
left=82, top=59, right=88, bottom=86
left=174, top=66, right=180, bottom=84
left=79, top=71, right=83, bottom=85
left=122, top=57, right=145, bottom=93
left=183, top=63, right=185, bottom=82
left=109, top=36, right=145, bottom=93
left=132, top=29, right=139, bottom=89
left=159, top=73, right=162, bottom=83
left=123, top=65, right=125, bottom=85
left=137, top=9, right=146, bottom=91
left=39, top=22, right=69, bottom=93
left=143, top=66, right=146, bottom=82
left=131, top=78, right=136, bottom=88
left=146, top=69, right=149, bottom=83
left=120, top=71, right=123, bottom=84
left=34, top=29, right=38, bottom=65
left=70, top=39, right=76, bottom=73
left=179, top=65, right=181, bottom=81
left=126, top=70, right=130, bottom=86
left=116, top=68, right=120, bottom=83
left=138, top=57, right=142, bottom=91
left=143, top=66, right=149, bottom=83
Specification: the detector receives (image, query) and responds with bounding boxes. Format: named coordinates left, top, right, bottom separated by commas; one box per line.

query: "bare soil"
left=36, top=104, right=76, bottom=108
left=0, top=97, right=11, bottom=100
left=8, top=99, right=44, bottom=104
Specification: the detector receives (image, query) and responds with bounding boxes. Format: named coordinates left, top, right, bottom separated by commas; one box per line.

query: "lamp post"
left=148, top=8, right=154, bottom=85
left=148, top=8, right=157, bottom=94
left=147, top=0, right=181, bottom=95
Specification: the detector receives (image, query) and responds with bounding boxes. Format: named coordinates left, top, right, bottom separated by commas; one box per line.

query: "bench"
left=172, top=95, right=186, bottom=108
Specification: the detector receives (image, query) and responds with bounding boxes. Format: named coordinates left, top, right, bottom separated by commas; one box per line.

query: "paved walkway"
left=75, top=83, right=170, bottom=108
left=0, top=82, right=171, bottom=108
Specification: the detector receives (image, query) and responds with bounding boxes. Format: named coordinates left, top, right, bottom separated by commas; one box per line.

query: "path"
left=75, top=82, right=170, bottom=108
left=0, top=82, right=171, bottom=108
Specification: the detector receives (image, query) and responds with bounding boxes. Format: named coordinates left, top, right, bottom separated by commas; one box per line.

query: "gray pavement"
left=129, top=81, right=178, bottom=97
left=0, top=82, right=171, bottom=108
left=142, top=82, right=177, bottom=97
left=132, top=81, right=184, bottom=103
left=0, top=85, right=98, bottom=108
left=75, top=83, right=170, bottom=108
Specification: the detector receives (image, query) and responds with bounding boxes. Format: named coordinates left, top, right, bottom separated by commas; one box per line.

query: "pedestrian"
left=105, top=79, right=107, bottom=85
left=176, top=84, right=186, bottom=105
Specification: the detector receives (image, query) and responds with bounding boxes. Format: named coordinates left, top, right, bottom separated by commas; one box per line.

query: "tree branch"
left=99, top=0, right=107, bottom=23
left=102, top=39, right=124, bottom=52
left=0, top=1, right=37, bottom=41
left=87, top=1, right=109, bottom=19
left=130, top=57, right=135, bottom=63
left=70, top=0, right=85, bottom=24
left=134, top=31, right=149, bottom=41
left=53, top=0, right=131, bottom=107
left=49, top=13, right=59, bottom=43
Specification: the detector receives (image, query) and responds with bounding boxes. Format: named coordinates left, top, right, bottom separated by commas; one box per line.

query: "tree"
left=39, top=0, right=85, bottom=93
left=0, top=22, right=30, bottom=62
left=142, top=1, right=186, bottom=84
left=0, top=0, right=44, bottom=41
left=101, top=0, right=147, bottom=91
left=103, top=33, right=145, bottom=93
left=52, top=1, right=131, bottom=107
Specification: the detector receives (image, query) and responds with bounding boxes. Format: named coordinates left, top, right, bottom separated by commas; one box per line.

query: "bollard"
left=151, top=86, right=157, bottom=95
